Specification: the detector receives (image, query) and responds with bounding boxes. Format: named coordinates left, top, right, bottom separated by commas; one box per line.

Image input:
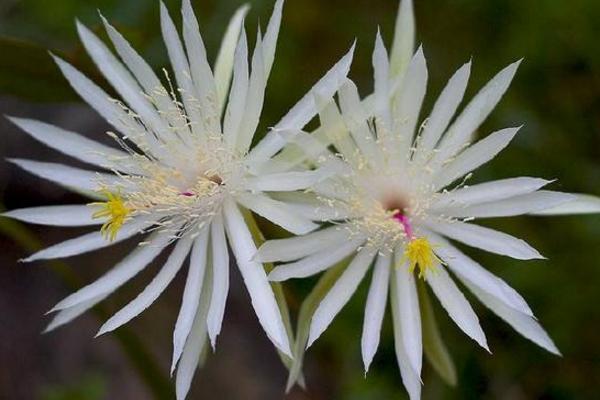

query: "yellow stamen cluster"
left=403, top=237, right=440, bottom=278
left=92, top=191, right=132, bottom=241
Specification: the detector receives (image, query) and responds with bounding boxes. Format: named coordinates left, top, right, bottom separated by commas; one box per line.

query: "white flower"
left=3, top=1, right=354, bottom=398
left=256, top=0, right=598, bottom=398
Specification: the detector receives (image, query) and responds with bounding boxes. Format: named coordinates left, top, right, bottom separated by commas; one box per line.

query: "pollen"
left=92, top=191, right=132, bottom=241
left=403, top=237, right=440, bottom=278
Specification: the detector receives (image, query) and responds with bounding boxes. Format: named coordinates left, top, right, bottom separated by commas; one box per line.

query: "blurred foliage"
left=0, top=0, right=599, bottom=399
left=40, top=373, right=106, bottom=400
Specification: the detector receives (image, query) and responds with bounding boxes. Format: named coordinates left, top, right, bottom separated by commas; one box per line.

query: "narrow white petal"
left=214, top=4, right=250, bottom=112
left=9, top=159, right=120, bottom=194
left=432, top=60, right=522, bottom=166
left=425, top=219, right=544, bottom=260
left=530, top=193, right=600, bottom=215
left=426, top=266, right=489, bottom=351
left=262, top=0, right=283, bottom=78
left=372, top=29, right=390, bottom=115
left=97, top=236, right=193, bottom=336
left=7, top=117, right=137, bottom=173
left=175, top=261, right=212, bottom=400
left=393, top=247, right=422, bottom=377
left=206, top=214, right=230, bottom=349
left=78, top=21, right=173, bottom=143
left=307, top=248, right=376, bottom=347
left=49, top=230, right=172, bottom=311
left=269, top=191, right=351, bottom=221
left=433, top=126, right=521, bottom=190
left=268, top=236, right=364, bottom=281
left=236, top=34, right=266, bottom=153
left=463, top=280, right=560, bottom=355
left=181, top=0, right=217, bottom=113
left=393, top=46, right=428, bottom=158
left=418, top=61, right=471, bottom=154
left=223, top=200, right=291, bottom=356
left=390, top=263, right=422, bottom=400
left=361, top=253, right=391, bottom=373
left=44, top=293, right=108, bottom=333
left=438, top=191, right=574, bottom=219
left=432, top=177, right=552, bottom=209
left=338, top=79, right=382, bottom=167
left=3, top=205, right=99, bottom=227
left=255, top=225, right=350, bottom=263
left=101, top=15, right=189, bottom=137
left=159, top=2, right=204, bottom=139
left=316, top=96, right=361, bottom=168
left=243, top=168, right=334, bottom=192
left=171, top=229, right=209, bottom=374
left=236, top=193, right=319, bottom=235
left=24, top=218, right=152, bottom=263
left=223, top=29, right=249, bottom=148
left=390, top=0, right=415, bottom=80
left=428, top=232, right=533, bottom=316
left=247, top=43, right=355, bottom=162
left=51, top=55, right=164, bottom=157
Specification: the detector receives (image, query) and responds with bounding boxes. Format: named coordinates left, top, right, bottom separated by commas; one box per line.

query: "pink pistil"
left=393, top=211, right=414, bottom=239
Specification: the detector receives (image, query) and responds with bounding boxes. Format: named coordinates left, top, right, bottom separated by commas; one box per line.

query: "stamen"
left=91, top=190, right=132, bottom=241
left=403, top=237, right=440, bottom=279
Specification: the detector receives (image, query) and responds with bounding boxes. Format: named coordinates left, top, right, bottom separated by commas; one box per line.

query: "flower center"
left=92, top=191, right=132, bottom=241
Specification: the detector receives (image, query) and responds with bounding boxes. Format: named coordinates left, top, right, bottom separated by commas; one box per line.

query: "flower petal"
left=247, top=43, right=355, bottom=162
left=392, top=46, right=428, bottom=160
left=7, top=117, right=137, bottom=173
left=48, top=230, right=172, bottom=312
left=206, top=214, right=230, bottom=349
left=268, top=236, right=364, bottom=281
left=390, top=0, right=415, bottom=79
left=432, top=60, right=521, bottom=167
left=175, top=260, right=212, bottom=400
left=9, top=158, right=121, bottom=195
left=462, top=280, right=560, bottom=355
left=3, top=205, right=99, bottom=227
left=44, top=293, right=108, bottom=333
left=431, top=177, right=552, bottom=209
left=428, top=232, right=533, bottom=316
left=433, top=126, right=521, bottom=190
left=361, top=253, right=391, bottom=373
left=236, top=193, right=319, bottom=235
left=97, top=236, right=193, bottom=336
left=424, top=219, right=544, bottom=260
left=214, top=4, right=250, bottom=113
left=171, top=228, right=209, bottom=374
left=223, top=199, right=291, bottom=356
left=417, top=61, right=471, bottom=155
left=223, top=28, right=249, bottom=148
left=390, top=264, right=422, bottom=400
left=393, top=247, right=422, bottom=377
left=425, top=266, right=489, bottom=351
left=529, top=193, right=600, bottom=215
left=438, top=191, right=574, bottom=219
left=307, top=247, right=376, bottom=347
left=23, top=217, right=152, bottom=263
left=255, top=225, right=350, bottom=263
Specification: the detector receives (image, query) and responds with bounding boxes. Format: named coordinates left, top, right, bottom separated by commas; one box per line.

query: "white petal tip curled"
left=267, top=268, right=285, bottom=282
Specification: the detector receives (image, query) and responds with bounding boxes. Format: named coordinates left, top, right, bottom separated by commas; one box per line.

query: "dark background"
left=0, top=0, right=599, bottom=399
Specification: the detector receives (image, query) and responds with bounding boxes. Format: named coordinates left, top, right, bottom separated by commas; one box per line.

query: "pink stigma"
left=393, top=211, right=413, bottom=239
left=180, top=191, right=194, bottom=197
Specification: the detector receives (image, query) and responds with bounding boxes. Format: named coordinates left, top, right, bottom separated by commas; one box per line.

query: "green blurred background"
left=0, top=0, right=598, bottom=399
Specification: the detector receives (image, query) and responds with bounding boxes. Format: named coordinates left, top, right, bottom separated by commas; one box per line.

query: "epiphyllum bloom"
left=3, top=0, right=353, bottom=398
left=256, top=4, right=587, bottom=400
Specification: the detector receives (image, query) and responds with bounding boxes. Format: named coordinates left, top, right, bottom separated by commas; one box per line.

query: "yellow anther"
left=91, top=191, right=132, bottom=241
left=403, top=237, right=440, bottom=278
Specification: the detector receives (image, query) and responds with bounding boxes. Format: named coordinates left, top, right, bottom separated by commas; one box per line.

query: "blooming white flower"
left=2, top=0, right=354, bottom=398
left=256, top=0, right=599, bottom=397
